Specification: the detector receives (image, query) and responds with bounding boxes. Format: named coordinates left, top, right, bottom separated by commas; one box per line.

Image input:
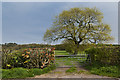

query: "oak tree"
left=43, top=7, right=113, bottom=55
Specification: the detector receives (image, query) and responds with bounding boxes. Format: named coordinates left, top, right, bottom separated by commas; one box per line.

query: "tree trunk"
left=74, top=43, right=79, bottom=55
left=73, top=38, right=82, bottom=55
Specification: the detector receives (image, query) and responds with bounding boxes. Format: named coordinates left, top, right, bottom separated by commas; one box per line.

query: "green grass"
left=2, top=68, right=34, bottom=79
left=90, top=66, right=120, bottom=77
left=65, top=67, right=90, bottom=74
left=77, top=70, right=85, bottom=74
left=55, top=50, right=88, bottom=56
left=85, top=63, right=120, bottom=78
left=66, top=67, right=77, bottom=73
left=55, top=50, right=88, bottom=67
left=2, top=64, right=56, bottom=79
left=55, top=57, right=76, bottom=66
left=55, top=57, right=87, bottom=67
left=55, top=50, right=69, bottom=55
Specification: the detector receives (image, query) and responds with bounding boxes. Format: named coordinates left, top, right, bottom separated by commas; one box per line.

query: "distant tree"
left=44, top=7, right=114, bottom=55
left=4, top=43, right=17, bottom=47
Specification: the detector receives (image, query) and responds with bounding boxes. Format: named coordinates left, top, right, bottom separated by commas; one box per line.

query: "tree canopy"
left=43, top=7, right=114, bottom=54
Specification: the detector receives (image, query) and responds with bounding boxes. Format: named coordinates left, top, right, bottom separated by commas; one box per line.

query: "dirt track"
left=32, top=67, right=112, bottom=78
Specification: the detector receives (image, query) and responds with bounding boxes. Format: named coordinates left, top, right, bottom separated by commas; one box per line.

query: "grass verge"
left=2, top=64, right=56, bottom=79
left=84, top=63, right=120, bottom=78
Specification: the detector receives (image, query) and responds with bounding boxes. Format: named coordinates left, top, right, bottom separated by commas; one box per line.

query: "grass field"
left=55, top=50, right=88, bottom=67
left=55, top=50, right=69, bottom=55
left=55, top=50, right=87, bottom=56
left=55, top=57, right=87, bottom=67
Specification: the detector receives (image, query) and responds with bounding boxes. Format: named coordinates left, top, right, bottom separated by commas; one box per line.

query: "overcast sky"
left=2, top=2, right=118, bottom=44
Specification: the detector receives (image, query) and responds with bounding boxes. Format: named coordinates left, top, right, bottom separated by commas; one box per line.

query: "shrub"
left=85, top=46, right=120, bottom=65
left=2, top=47, right=55, bottom=69
left=2, top=49, right=23, bottom=69
left=21, top=48, right=55, bottom=68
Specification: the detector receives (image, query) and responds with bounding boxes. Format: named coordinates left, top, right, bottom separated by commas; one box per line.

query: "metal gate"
left=55, top=54, right=90, bottom=68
